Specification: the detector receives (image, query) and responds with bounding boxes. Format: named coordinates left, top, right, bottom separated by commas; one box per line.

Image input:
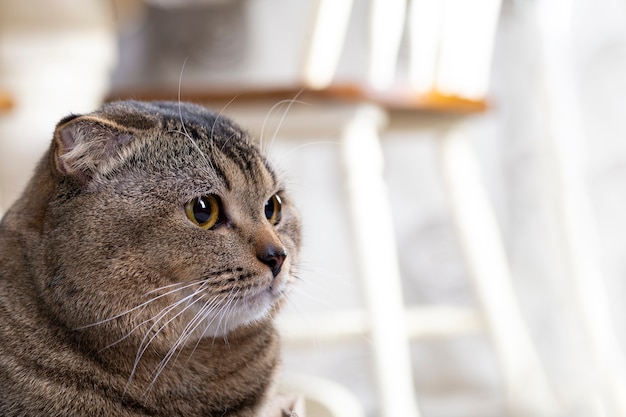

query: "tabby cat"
left=0, top=100, right=302, bottom=416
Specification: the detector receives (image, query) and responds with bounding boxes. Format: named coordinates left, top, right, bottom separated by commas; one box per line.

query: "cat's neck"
left=4, top=293, right=280, bottom=415
left=93, top=320, right=280, bottom=414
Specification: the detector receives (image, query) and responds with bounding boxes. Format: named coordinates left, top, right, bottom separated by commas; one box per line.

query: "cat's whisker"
left=97, top=281, right=210, bottom=351
left=174, top=298, right=223, bottom=364
left=138, top=281, right=210, bottom=346
left=209, top=288, right=240, bottom=348
left=259, top=98, right=309, bottom=156
left=266, top=90, right=307, bottom=156
left=274, top=140, right=340, bottom=162
left=97, top=314, right=152, bottom=353
left=295, top=264, right=345, bottom=284
left=128, top=277, right=218, bottom=389
left=146, top=286, right=240, bottom=393
left=99, top=281, right=210, bottom=353
left=127, top=288, right=207, bottom=390
left=215, top=289, right=241, bottom=346
left=287, top=282, right=325, bottom=306
left=278, top=279, right=327, bottom=351
left=176, top=57, right=189, bottom=105
left=281, top=267, right=326, bottom=307
left=169, top=290, right=226, bottom=357
left=76, top=278, right=205, bottom=330
left=293, top=307, right=324, bottom=352
left=144, top=297, right=222, bottom=395
left=176, top=57, right=194, bottom=158
left=147, top=294, right=226, bottom=390
left=210, top=95, right=240, bottom=153
left=175, top=63, right=217, bottom=176
left=184, top=303, right=220, bottom=362
left=170, top=128, right=216, bottom=175
left=259, top=99, right=295, bottom=153
left=145, top=278, right=205, bottom=295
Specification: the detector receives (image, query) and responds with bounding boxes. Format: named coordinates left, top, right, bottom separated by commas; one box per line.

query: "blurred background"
left=2, top=0, right=626, bottom=416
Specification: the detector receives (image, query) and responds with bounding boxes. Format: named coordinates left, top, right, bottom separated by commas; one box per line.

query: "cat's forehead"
left=123, top=103, right=277, bottom=193
left=97, top=100, right=247, bottom=144
left=85, top=101, right=279, bottom=199
left=168, top=127, right=276, bottom=194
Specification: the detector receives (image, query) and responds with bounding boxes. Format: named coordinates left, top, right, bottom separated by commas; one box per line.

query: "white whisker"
left=267, top=90, right=307, bottom=155
left=175, top=58, right=216, bottom=174
left=275, top=140, right=340, bottom=162
left=209, top=288, right=241, bottom=348
left=98, top=281, right=209, bottom=353
left=126, top=286, right=208, bottom=392
left=218, top=289, right=243, bottom=348
left=259, top=101, right=288, bottom=153
left=145, top=279, right=204, bottom=295
left=259, top=94, right=307, bottom=153
left=77, top=279, right=205, bottom=330
left=210, top=95, right=239, bottom=150
left=145, top=296, right=222, bottom=393
left=177, top=57, right=188, bottom=106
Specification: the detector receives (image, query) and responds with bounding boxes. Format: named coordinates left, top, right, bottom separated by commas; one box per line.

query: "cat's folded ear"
left=52, top=112, right=155, bottom=185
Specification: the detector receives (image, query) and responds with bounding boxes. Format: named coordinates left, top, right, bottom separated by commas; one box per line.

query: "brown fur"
left=0, top=101, right=301, bottom=416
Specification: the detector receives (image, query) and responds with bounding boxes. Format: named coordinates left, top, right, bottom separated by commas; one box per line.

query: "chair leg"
left=437, top=126, right=559, bottom=417
left=339, top=104, right=422, bottom=417
left=302, top=0, right=354, bottom=90
left=368, top=0, right=407, bottom=90
left=535, top=0, right=626, bottom=413
left=543, top=117, right=626, bottom=416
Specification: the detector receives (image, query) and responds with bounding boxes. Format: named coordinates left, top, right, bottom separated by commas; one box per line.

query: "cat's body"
left=0, top=101, right=301, bottom=416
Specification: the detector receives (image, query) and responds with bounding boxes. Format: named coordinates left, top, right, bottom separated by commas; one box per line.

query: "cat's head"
left=37, top=100, right=301, bottom=352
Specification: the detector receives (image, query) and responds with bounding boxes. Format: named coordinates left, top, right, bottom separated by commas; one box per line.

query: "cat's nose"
left=257, top=244, right=287, bottom=278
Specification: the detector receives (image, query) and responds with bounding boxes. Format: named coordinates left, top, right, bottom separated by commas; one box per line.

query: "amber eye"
left=264, top=194, right=282, bottom=225
left=185, top=195, right=221, bottom=229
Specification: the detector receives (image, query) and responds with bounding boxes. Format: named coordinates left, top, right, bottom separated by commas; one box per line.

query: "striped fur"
left=0, top=101, right=301, bottom=416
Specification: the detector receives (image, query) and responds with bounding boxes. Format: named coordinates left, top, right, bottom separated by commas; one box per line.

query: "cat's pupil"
left=194, top=197, right=212, bottom=224
left=265, top=194, right=282, bottom=225
left=185, top=195, right=221, bottom=229
left=264, top=199, right=273, bottom=220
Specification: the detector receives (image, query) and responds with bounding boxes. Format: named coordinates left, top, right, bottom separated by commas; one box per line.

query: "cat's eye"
left=264, top=194, right=282, bottom=225
left=185, top=195, right=222, bottom=229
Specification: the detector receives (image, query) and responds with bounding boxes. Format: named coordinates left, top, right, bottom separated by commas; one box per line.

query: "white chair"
left=533, top=1, right=626, bottom=415
left=280, top=0, right=561, bottom=416
left=106, top=0, right=577, bottom=415
left=209, top=0, right=558, bottom=414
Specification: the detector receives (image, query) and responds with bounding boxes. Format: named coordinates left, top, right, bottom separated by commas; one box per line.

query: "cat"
left=0, top=100, right=302, bottom=416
